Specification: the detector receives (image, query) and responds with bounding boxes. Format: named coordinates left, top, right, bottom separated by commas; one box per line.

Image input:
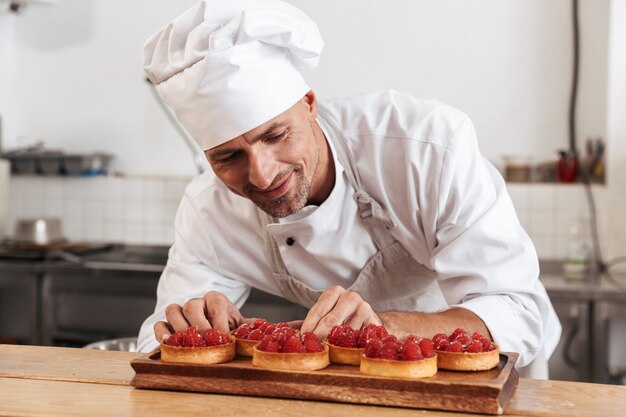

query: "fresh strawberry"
left=248, top=329, right=264, bottom=341
left=184, top=331, right=204, bottom=347
left=364, top=338, right=383, bottom=358
left=202, top=329, right=222, bottom=346
left=327, top=325, right=343, bottom=344
left=431, top=333, right=448, bottom=346
left=445, top=341, right=463, bottom=352
left=263, top=324, right=277, bottom=335
left=273, top=327, right=297, bottom=343
left=467, top=340, right=483, bottom=353
left=282, top=336, right=305, bottom=353
left=400, top=341, right=422, bottom=361
left=435, top=339, right=449, bottom=351
left=418, top=338, right=435, bottom=358
left=481, top=339, right=495, bottom=351
left=302, top=334, right=324, bottom=352
left=257, top=335, right=280, bottom=352
left=450, top=328, right=467, bottom=341
left=376, top=344, right=398, bottom=360
left=455, top=334, right=471, bottom=347
left=164, top=332, right=183, bottom=346
left=251, top=318, right=268, bottom=330
left=233, top=323, right=251, bottom=338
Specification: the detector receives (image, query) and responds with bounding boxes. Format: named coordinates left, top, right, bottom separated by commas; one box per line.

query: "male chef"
left=137, top=0, right=560, bottom=378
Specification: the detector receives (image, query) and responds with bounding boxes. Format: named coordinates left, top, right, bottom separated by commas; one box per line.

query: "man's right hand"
left=154, top=291, right=244, bottom=343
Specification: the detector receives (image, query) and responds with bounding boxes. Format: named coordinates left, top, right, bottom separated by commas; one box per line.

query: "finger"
left=345, top=302, right=382, bottom=330
left=164, top=303, right=190, bottom=333
left=154, top=321, right=174, bottom=343
left=226, top=305, right=245, bottom=330
left=241, top=317, right=259, bottom=325
left=301, top=285, right=345, bottom=333
left=310, top=291, right=365, bottom=337
left=287, top=319, right=303, bottom=330
left=182, top=298, right=212, bottom=331
left=204, top=291, right=242, bottom=334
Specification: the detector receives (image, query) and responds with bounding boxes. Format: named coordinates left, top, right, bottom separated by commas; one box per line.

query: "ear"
left=302, top=90, right=318, bottom=121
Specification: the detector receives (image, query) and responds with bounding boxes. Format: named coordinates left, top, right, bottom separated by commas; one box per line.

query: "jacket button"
left=286, top=237, right=295, bottom=246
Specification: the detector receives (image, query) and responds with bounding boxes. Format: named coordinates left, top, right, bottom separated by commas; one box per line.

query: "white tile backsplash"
left=4, top=175, right=191, bottom=245
left=4, top=176, right=610, bottom=257
left=501, top=183, right=608, bottom=259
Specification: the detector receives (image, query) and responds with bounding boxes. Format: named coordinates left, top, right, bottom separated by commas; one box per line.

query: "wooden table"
left=1, top=345, right=624, bottom=417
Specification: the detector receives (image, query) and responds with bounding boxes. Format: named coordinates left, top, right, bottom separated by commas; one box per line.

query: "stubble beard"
left=250, top=167, right=311, bottom=218
left=250, top=127, right=321, bottom=218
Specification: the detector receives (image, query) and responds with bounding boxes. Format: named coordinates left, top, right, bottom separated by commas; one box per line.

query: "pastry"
left=160, top=326, right=235, bottom=365
left=326, top=323, right=388, bottom=365
left=432, top=328, right=500, bottom=371
left=359, top=335, right=437, bottom=379
left=252, top=330, right=329, bottom=371
left=232, top=318, right=289, bottom=357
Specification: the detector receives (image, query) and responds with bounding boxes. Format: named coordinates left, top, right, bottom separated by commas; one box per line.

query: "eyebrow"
left=207, top=122, right=287, bottom=159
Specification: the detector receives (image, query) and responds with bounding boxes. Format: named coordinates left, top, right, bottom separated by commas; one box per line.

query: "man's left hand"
left=300, top=285, right=382, bottom=337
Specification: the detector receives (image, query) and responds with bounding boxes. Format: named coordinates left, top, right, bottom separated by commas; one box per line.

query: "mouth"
left=250, top=171, right=293, bottom=201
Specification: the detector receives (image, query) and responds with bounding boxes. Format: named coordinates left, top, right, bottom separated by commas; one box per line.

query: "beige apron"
left=256, top=109, right=449, bottom=314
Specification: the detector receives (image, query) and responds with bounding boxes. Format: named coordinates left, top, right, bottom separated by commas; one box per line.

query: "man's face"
left=205, top=95, right=323, bottom=218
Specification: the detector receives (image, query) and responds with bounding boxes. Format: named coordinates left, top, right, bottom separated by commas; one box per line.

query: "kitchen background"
left=0, top=0, right=625, bottom=383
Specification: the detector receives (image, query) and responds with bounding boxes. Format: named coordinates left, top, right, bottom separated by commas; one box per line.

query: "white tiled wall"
left=5, top=175, right=191, bottom=245
left=3, top=176, right=609, bottom=259
left=507, top=183, right=608, bottom=260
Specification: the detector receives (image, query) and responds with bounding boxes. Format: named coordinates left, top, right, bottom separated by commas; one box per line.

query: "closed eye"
left=211, top=150, right=240, bottom=163
left=264, top=130, right=288, bottom=144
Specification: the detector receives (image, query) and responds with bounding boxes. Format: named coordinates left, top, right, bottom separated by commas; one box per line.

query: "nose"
left=247, top=147, right=278, bottom=190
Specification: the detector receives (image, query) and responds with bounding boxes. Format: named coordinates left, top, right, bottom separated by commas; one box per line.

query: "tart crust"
left=436, top=345, right=500, bottom=371
left=234, top=337, right=258, bottom=357
left=327, top=343, right=364, bottom=365
left=360, top=354, right=438, bottom=379
left=252, top=344, right=330, bottom=371
left=160, top=336, right=236, bottom=365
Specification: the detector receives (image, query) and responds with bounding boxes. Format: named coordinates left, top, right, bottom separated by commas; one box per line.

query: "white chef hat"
left=143, top=0, right=323, bottom=150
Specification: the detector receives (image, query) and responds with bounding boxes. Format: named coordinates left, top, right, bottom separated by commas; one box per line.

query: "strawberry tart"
left=252, top=328, right=329, bottom=371
left=160, top=326, right=235, bottom=365
left=326, top=323, right=389, bottom=365
left=432, top=328, right=500, bottom=371
left=360, top=335, right=438, bottom=379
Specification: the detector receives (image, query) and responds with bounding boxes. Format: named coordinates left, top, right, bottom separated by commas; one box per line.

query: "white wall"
left=606, top=0, right=626, bottom=272
left=0, top=13, right=17, bottom=149
left=1, top=0, right=624, bottom=266
left=2, top=0, right=610, bottom=175
left=9, top=0, right=201, bottom=176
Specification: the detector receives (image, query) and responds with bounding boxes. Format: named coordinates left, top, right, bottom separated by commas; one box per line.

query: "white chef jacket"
left=138, top=90, right=561, bottom=378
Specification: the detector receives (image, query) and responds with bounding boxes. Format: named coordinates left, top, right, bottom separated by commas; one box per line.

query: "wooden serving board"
left=130, top=351, right=518, bottom=415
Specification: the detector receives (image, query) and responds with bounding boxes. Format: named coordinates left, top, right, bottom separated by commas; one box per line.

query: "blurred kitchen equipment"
left=503, top=155, right=532, bottom=182
left=0, top=158, right=9, bottom=239
left=83, top=337, right=138, bottom=352
left=3, top=147, right=40, bottom=174
left=3, top=144, right=113, bottom=176
left=62, top=153, right=113, bottom=176
left=557, top=149, right=578, bottom=183
left=563, top=217, right=591, bottom=279
left=14, top=218, right=65, bottom=245
left=581, top=137, right=605, bottom=183
left=36, top=151, right=64, bottom=175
